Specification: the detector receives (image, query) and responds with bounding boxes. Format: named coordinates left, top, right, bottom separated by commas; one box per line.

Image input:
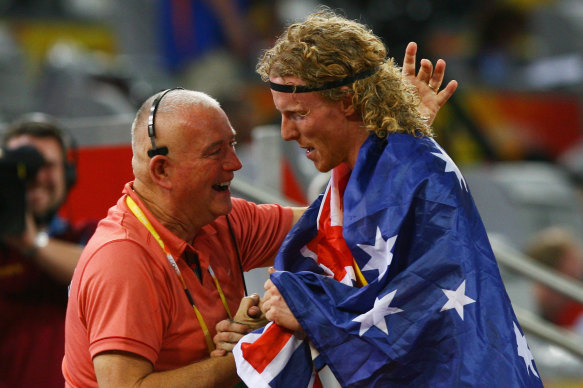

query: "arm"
left=2, top=213, right=83, bottom=283
left=93, top=350, right=240, bottom=388
left=291, top=206, right=307, bottom=226
left=29, top=237, right=84, bottom=283
left=402, top=41, right=458, bottom=125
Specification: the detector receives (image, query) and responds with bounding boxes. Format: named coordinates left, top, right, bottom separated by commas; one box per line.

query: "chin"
left=314, top=160, right=334, bottom=173
left=215, top=199, right=234, bottom=217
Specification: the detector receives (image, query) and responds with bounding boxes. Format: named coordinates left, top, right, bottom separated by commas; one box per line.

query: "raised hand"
left=402, top=42, right=458, bottom=125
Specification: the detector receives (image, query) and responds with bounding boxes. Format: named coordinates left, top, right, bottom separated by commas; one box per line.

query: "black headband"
left=268, top=67, right=379, bottom=93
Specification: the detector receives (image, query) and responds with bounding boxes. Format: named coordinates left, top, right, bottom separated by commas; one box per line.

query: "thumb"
left=235, top=293, right=259, bottom=318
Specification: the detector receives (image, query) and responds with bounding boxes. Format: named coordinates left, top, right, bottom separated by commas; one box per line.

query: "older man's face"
left=166, top=105, right=242, bottom=227
left=6, top=135, right=67, bottom=220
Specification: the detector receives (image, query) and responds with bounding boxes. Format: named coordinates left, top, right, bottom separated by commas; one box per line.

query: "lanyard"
left=125, top=196, right=233, bottom=354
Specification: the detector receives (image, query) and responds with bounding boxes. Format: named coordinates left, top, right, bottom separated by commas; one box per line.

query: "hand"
left=232, top=293, right=268, bottom=330
left=212, top=293, right=267, bottom=355
left=1, top=212, right=38, bottom=256
left=212, top=318, right=251, bottom=356
left=261, top=268, right=302, bottom=332
left=402, top=41, right=458, bottom=125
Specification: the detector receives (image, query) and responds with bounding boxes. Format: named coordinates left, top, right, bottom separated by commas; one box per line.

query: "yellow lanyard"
left=125, top=196, right=233, bottom=354
left=353, top=258, right=368, bottom=287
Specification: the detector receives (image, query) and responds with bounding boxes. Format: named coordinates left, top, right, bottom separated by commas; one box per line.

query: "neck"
left=346, top=126, right=371, bottom=169
left=132, top=180, right=199, bottom=242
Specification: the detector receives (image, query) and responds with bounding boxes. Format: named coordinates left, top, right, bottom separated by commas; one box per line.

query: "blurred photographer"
left=0, top=113, right=97, bottom=388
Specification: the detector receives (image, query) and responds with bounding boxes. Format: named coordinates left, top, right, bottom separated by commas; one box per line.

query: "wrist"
left=23, top=231, right=49, bottom=258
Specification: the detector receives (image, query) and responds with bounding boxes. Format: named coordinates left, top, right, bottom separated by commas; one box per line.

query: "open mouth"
left=304, top=147, right=314, bottom=155
left=212, top=181, right=230, bottom=192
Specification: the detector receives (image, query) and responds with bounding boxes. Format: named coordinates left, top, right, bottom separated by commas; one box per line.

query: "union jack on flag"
left=234, top=133, right=543, bottom=387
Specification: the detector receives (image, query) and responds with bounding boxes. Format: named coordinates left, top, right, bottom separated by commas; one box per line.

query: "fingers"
left=402, top=43, right=449, bottom=95
left=416, top=58, right=433, bottom=85
left=213, top=332, right=243, bottom=352
left=214, top=330, right=246, bottom=345
left=427, top=58, right=448, bottom=94
left=435, top=80, right=458, bottom=106
left=247, top=305, right=261, bottom=318
left=210, top=348, right=227, bottom=358
left=213, top=319, right=251, bottom=353
left=264, top=278, right=274, bottom=291
left=402, top=41, right=418, bottom=77
left=236, top=293, right=260, bottom=314
left=215, top=318, right=249, bottom=334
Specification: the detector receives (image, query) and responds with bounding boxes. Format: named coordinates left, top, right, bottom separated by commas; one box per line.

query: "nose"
left=280, top=115, right=299, bottom=142
left=35, top=165, right=51, bottom=184
left=224, top=147, right=242, bottom=171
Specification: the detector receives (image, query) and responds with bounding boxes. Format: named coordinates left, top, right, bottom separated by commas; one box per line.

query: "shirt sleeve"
left=228, top=198, right=294, bottom=270
left=77, top=239, right=168, bottom=364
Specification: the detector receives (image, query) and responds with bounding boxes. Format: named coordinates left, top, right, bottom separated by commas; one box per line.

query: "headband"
left=268, top=67, right=379, bottom=93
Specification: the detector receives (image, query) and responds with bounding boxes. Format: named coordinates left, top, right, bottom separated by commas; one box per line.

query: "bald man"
left=62, top=89, right=303, bottom=387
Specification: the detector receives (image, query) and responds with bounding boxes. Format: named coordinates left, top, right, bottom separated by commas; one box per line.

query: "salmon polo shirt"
left=62, top=182, right=293, bottom=387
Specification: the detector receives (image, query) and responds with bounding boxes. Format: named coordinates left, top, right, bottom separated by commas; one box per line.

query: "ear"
left=148, top=155, right=172, bottom=190
left=340, top=92, right=357, bottom=118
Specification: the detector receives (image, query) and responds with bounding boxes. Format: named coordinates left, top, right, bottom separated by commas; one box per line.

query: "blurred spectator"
left=526, top=226, right=583, bottom=336
left=471, top=4, right=531, bottom=88
left=159, top=0, right=254, bottom=98
left=0, top=113, right=97, bottom=388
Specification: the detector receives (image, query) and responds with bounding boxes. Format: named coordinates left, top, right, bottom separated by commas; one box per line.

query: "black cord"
left=226, top=215, right=248, bottom=296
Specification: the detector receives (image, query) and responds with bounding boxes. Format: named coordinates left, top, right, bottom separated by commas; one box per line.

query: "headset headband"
left=147, top=87, right=184, bottom=158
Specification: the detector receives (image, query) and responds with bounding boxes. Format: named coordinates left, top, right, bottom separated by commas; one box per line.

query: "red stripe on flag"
left=241, top=324, right=294, bottom=373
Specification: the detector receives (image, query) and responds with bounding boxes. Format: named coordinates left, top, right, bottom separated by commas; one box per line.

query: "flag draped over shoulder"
left=234, top=133, right=543, bottom=387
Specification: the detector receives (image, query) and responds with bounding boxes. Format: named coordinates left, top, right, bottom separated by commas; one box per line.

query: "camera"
left=0, top=145, right=45, bottom=236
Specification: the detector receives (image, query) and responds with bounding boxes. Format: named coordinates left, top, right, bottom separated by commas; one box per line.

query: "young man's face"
left=269, top=75, right=365, bottom=172
left=6, top=135, right=67, bottom=220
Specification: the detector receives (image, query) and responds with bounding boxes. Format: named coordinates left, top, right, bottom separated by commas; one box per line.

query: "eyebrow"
left=201, top=135, right=236, bottom=154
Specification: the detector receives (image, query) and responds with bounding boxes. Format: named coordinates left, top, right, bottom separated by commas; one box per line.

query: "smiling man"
left=62, top=89, right=302, bottom=388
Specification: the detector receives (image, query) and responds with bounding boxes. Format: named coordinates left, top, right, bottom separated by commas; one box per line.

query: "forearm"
left=140, top=354, right=240, bottom=388
left=94, top=351, right=240, bottom=388
left=291, top=206, right=307, bottom=226
left=257, top=206, right=307, bottom=268
left=31, top=238, right=83, bottom=283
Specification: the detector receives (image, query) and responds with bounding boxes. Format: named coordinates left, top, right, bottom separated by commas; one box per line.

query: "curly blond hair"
left=257, top=9, right=432, bottom=138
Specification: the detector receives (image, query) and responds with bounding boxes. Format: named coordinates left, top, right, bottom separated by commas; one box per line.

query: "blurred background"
left=1, top=0, right=583, bottom=386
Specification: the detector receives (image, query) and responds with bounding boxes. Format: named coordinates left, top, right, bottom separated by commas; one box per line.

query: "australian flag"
left=234, top=133, right=543, bottom=387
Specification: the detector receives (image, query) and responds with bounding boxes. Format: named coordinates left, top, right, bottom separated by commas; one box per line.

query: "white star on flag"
left=440, top=280, right=475, bottom=320
left=430, top=139, right=468, bottom=191
left=514, top=322, right=539, bottom=378
left=357, top=227, right=397, bottom=281
left=353, top=290, right=403, bottom=336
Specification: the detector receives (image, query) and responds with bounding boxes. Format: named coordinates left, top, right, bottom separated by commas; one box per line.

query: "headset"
left=147, top=87, right=184, bottom=158
left=2, top=112, right=78, bottom=191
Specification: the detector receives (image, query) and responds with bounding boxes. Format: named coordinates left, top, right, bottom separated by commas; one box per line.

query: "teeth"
left=213, top=181, right=230, bottom=192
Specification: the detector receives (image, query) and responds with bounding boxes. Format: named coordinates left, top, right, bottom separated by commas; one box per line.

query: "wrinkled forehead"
left=166, top=104, right=235, bottom=149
